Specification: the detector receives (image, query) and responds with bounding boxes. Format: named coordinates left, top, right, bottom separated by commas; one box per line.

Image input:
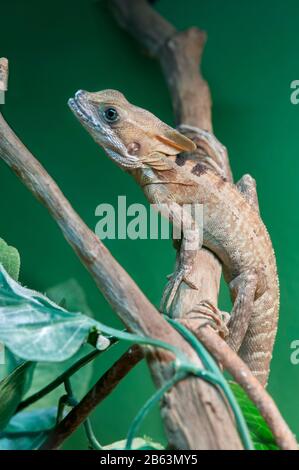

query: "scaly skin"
left=68, top=89, right=279, bottom=386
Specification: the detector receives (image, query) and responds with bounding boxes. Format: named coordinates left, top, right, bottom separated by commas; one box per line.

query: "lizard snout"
left=75, top=89, right=87, bottom=100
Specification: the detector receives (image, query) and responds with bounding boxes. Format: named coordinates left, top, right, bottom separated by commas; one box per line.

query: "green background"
left=0, top=0, right=298, bottom=448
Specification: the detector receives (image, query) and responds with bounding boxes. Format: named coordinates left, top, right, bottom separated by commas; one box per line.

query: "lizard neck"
left=130, top=153, right=196, bottom=188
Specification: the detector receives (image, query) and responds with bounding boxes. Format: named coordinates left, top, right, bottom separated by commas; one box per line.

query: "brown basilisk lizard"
left=68, top=89, right=279, bottom=386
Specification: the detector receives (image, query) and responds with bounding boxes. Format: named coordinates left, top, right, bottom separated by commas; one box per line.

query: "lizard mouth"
left=68, top=90, right=142, bottom=170
left=68, top=91, right=100, bottom=130
left=68, top=97, right=89, bottom=122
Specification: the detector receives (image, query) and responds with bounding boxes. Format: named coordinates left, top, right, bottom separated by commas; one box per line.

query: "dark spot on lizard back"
left=216, top=176, right=227, bottom=188
left=191, top=163, right=207, bottom=177
left=175, top=153, right=187, bottom=166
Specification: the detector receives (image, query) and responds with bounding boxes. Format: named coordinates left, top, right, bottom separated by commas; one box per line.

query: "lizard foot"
left=186, top=300, right=230, bottom=339
left=161, top=268, right=197, bottom=315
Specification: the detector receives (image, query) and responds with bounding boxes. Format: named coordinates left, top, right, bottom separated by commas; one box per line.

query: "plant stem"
left=17, top=339, right=117, bottom=412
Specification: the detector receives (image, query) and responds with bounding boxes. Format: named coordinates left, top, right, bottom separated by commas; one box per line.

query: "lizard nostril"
left=75, top=89, right=85, bottom=100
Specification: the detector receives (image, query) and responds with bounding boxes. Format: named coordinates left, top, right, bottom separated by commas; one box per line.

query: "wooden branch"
left=0, top=63, right=241, bottom=448
left=40, top=345, right=143, bottom=450
left=181, top=320, right=297, bottom=450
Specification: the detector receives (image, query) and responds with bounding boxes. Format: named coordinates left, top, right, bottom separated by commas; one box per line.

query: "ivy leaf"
left=0, top=407, right=56, bottom=450
left=0, top=238, right=20, bottom=281
left=0, top=265, right=109, bottom=362
left=230, top=381, right=279, bottom=450
left=103, top=437, right=164, bottom=450
left=0, top=362, right=34, bottom=430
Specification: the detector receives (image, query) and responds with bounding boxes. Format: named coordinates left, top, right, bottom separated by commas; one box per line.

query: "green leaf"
left=0, top=362, right=34, bottom=430
left=0, top=348, right=22, bottom=380
left=0, top=238, right=20, bottom=281
left=0, top=240, right=21, bottom=394
left=24, top=280, right=97, bottom=409
left=47, top=278, right=93, bottom=316
left=230, top=381, right=279, bottom=450
left=0, top=407, right=57, bottom=450
left=103, top=437, right=164, bottom=450
left=0, top=265, right=109, bottom=362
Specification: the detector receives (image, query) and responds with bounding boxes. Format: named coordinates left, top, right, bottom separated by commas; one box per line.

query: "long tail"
left=238, top=290, right=279, bottom=387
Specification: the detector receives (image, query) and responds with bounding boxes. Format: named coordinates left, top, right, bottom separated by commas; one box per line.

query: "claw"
left=187, top=300, right=230, bottom=338
left=160, top=280, right=172, bottom=313
left=165, top=271, right=184, bottom=313
left=221, top=311, right=231, bottom=326
left=161, top=268, right=198, bottom=315
left=182, top=276, right=197, bottom=290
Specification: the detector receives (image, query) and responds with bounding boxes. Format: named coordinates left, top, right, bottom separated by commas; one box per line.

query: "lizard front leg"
left=160, top=202, right=201, bottom=315
left=226, top=270, right=258, bottom=352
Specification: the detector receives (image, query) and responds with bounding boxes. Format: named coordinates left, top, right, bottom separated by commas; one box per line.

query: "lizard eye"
left=103, top=107, right=119, bottom=123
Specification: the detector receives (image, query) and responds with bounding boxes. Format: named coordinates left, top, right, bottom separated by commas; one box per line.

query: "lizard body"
left=68, top=89, right=279, bottom=386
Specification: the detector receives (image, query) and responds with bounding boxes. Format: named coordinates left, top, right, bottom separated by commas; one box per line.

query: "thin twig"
left=40, top=345, right=143, bottom=450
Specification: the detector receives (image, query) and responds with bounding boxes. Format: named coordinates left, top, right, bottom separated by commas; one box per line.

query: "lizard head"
left=68, top=89, right=196, bottom=170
